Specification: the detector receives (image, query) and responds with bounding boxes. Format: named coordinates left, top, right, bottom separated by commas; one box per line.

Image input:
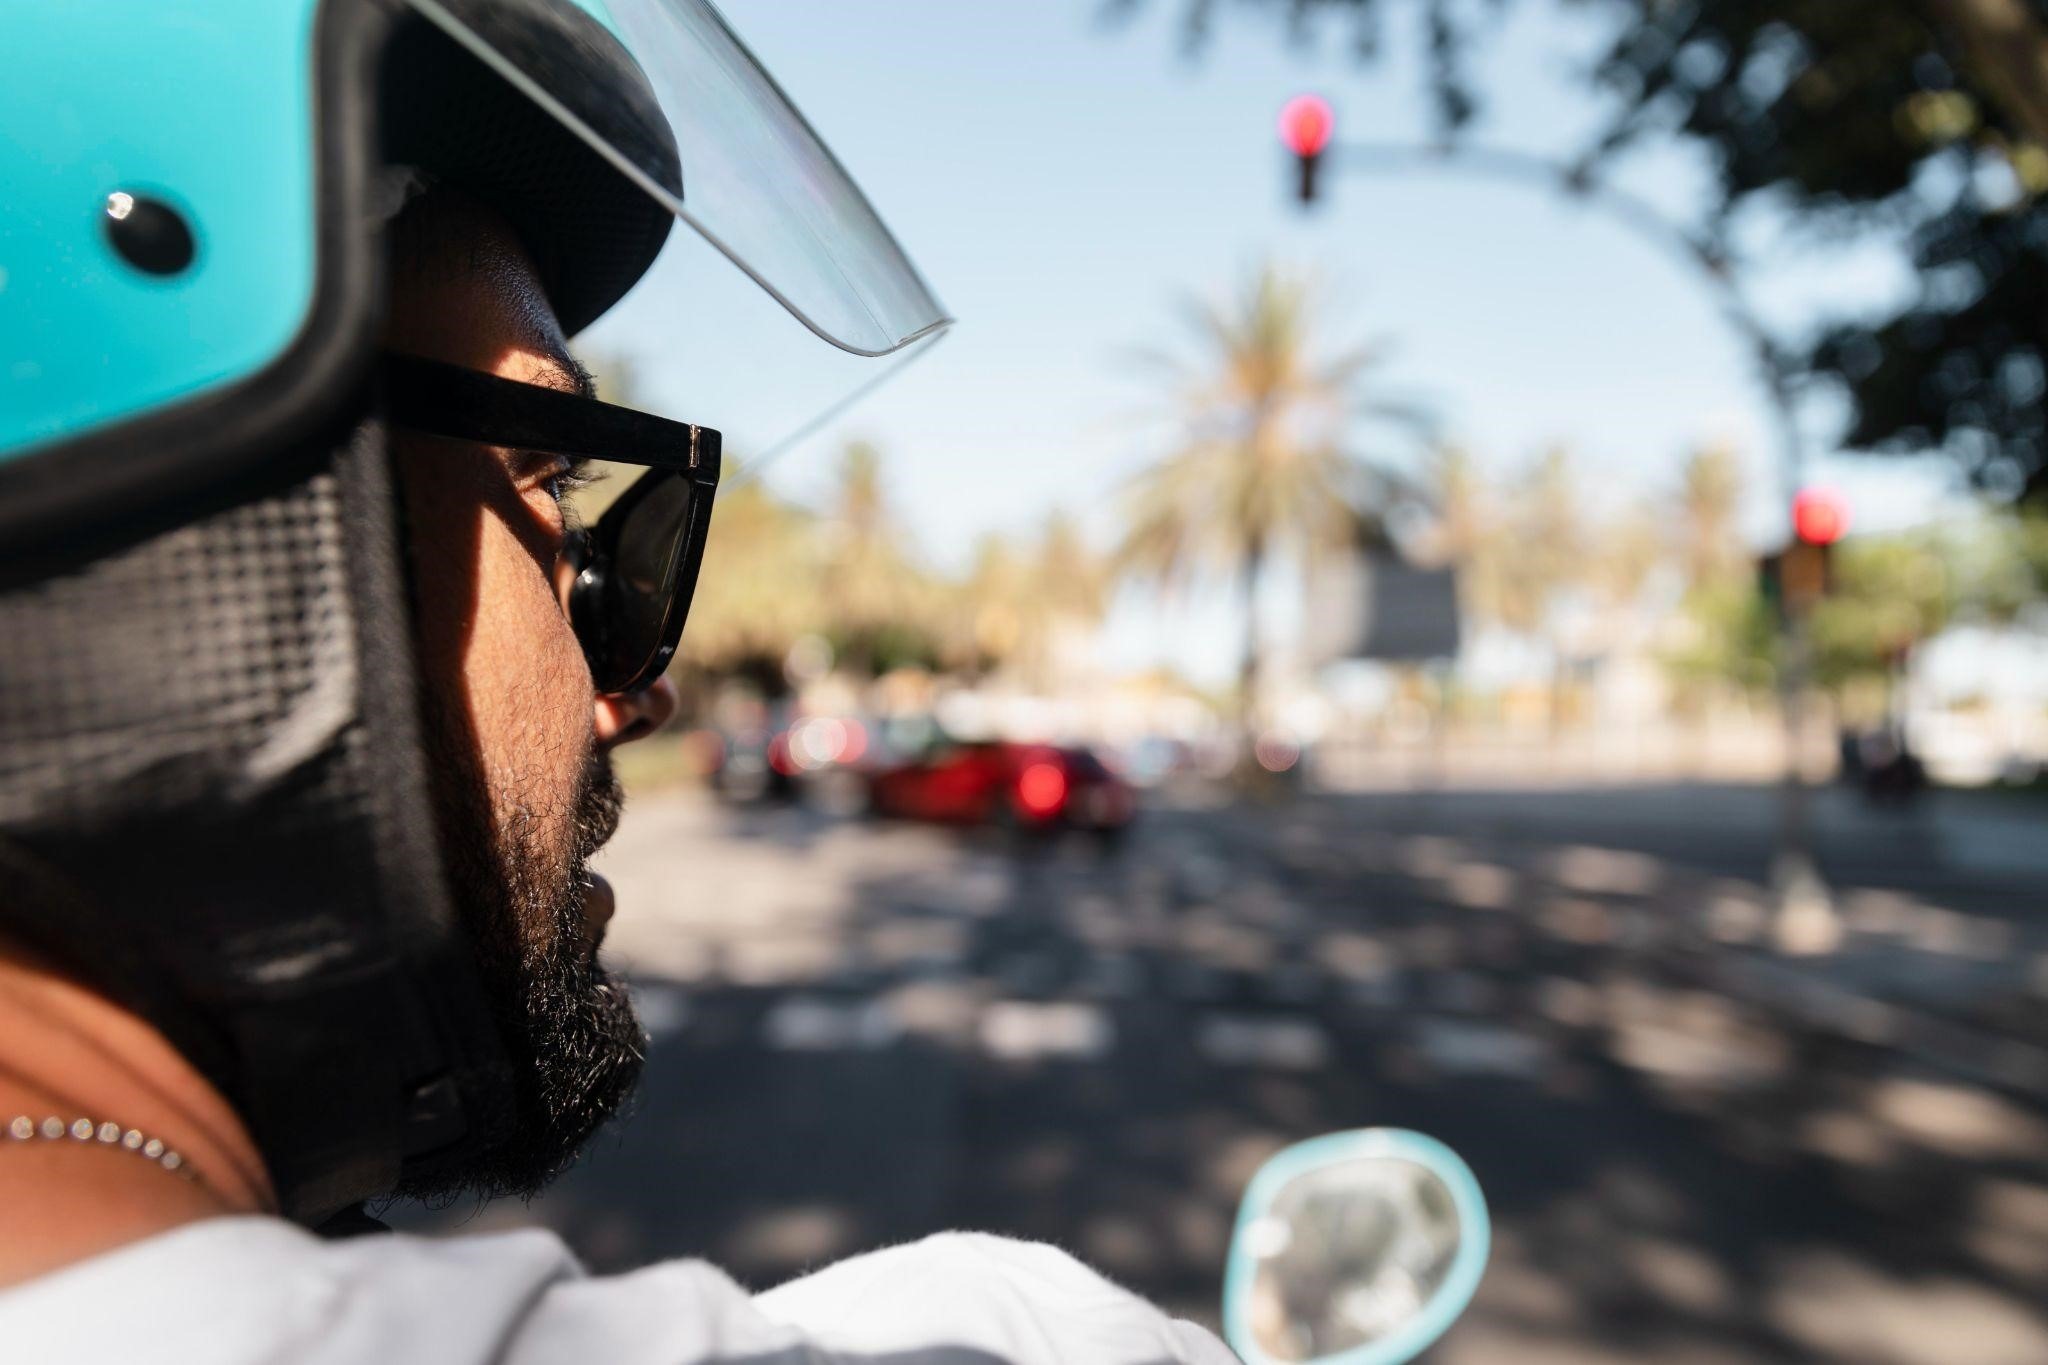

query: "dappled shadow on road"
left=395, top=786, right=2048, bottom=1363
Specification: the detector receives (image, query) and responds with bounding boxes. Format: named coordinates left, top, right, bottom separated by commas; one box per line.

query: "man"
left=0, top=1, right=1235, bottom=1360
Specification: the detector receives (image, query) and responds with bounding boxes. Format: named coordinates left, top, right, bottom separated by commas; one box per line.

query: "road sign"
left=1305, top=551, right=1461, bottom=663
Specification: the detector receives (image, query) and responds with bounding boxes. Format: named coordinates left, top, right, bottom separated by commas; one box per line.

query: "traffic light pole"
left=1309, top=139, right=1836, bottom=948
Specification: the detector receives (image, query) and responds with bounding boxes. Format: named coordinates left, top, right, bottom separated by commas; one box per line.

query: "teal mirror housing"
left=1224, top=1128, right=1491, bottom=1365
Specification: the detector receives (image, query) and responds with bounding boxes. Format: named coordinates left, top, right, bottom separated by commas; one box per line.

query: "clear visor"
left=405, top=0, right=951, bottom=358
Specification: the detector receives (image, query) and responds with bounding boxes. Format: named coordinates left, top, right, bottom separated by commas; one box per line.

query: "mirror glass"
left=1225, top=1131, right=1487, bottom=1365
left=1243, top=1156, right=1461, bottom=1361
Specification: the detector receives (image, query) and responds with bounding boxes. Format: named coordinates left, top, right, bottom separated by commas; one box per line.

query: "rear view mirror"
left=1223, top=1129, right=1489, bottom=1365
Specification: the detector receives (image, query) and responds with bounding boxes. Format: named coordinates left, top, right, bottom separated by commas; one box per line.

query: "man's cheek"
left=467, top=517, right=582, bottom=702
left=456, top=626, right=590, bottom=857
left=480, top=663, right=593, bottom=798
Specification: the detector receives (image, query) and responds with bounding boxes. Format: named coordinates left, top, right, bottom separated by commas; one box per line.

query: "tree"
left=949, top=512, right=1111, bottom=687
left=1660, top=445, right=1776, bottom=707
left=1664, top=576, right=1779, bottom=707
left=1810, top=506, right=2048, bottom=689
left=953, top=532, right=1030, bottom=675
left=819, top=442, right=938, bottom=675
left=1589, top=501, right=1665, bottom=610
left=1961, top=501, right=2048, bottom=615
left=1036, top=509, right=1110, bottom=626
left=1020, top=511, right=1111, bottom=690
left=1675, top=443, right=1747, bottom=591
left=1810, top=534, right=1956, bottom=692
left=1123, top=0, right=2048, bottom=500
left=1413, top=443, right=1488, bottom=568
left=1115, top=262, right=1428, bottom=740
left=1465, top=445, right=1582, bottom=638
left=671, top=442, right=953, bottom=689
left=1421, top=442, right=1658, bottom=636
left=675, top=478, right=823, bottom=684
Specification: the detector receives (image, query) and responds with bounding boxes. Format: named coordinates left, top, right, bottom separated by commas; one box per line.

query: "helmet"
left=0, top=0, right=946, bottom=1220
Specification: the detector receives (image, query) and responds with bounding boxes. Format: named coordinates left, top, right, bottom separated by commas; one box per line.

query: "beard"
left=397, top=693, right=645, bottom=1204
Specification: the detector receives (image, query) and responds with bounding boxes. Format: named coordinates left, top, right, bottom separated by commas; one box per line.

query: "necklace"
left=6, top=1114, right=201, bottom=1186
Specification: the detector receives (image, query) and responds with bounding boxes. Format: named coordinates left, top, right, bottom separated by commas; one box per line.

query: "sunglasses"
left=380, top=351, right=722, bottom=695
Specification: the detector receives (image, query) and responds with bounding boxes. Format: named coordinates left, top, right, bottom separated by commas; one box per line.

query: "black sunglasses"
left=380, top=351, right=722, bottom=695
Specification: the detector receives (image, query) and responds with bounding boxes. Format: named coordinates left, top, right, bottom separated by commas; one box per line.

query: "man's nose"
left=594, top=674, right=678, bottom=749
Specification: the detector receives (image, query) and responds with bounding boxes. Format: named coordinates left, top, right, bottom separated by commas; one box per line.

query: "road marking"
left=628, top=982, right=692, bottom=1039
left=1410, top=1017, right=1551, bottom=1077
left=980, top=1000, right=1114, bottom=1061
left=764, top=995, right=902, bottom=1052
left=1196, top=1013, right=1332, bottom=1070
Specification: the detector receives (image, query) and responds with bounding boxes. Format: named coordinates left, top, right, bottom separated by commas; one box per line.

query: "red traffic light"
left=1792, top=487, right=1849, bottom=546
left=1279, top=94, right=1335, bottom=158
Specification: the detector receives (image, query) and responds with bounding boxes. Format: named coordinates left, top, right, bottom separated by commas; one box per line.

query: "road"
left=398, top=781, right=2048, bottom=1364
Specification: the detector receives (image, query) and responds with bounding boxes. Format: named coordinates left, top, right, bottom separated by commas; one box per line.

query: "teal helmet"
left=0, top=0, right=945, bottom=1221
left=1, top=0, right=684, bottom=546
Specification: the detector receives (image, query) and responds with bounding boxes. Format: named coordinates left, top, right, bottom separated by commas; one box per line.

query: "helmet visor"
left=404, top=0, right=951, bottom=357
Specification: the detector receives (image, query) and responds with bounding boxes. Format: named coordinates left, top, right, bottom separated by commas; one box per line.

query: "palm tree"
left=820, top=441, right=930, bottom=675
left=677, top=476, right=823, bottom=681
left=1416, top=443, right=1505, bottom=640
left=1416, top=445, right=1486, bottom=567
left=954, top=531, right=1029, bottom=675
left=1034, top=509, right=1108, bottom=626
left=1508, top=446, right=1588, bottom=730
left=1011, top=511, right=1111, bottom=691
left=950, top=512, right=1109, bottom=689
left=1115, top=263, right=1427, bottom=742
left=1676, top=443, right=1746, bottom=590
left=1590, top=505, right=1666, bottom=611
left=1506, top=444, right=1583, bottom=635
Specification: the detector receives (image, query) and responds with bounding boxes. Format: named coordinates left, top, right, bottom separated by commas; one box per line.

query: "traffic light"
left=1764, top=487, right=1849, bottom=617
left=1279, top=94, right=1334, bottom=206
left=1792, top=486, right=1848, bottom=548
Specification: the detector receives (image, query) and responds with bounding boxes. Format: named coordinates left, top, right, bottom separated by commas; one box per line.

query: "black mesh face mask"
left=0, top=362, right=721, bottom=1221
left=0, top=0, right=699, bottom=1225
left=0, top=359, right=721, bottom=1205
left=0, top=0, right=728, bottom=1234
left=0, top=416, right=515, bottom=1222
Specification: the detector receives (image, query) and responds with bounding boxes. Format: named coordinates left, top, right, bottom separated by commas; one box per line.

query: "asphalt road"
left=396, top=781, right=2048, bottom=1364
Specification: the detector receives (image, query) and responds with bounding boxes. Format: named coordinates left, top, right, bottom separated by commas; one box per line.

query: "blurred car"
left=710, top=708, right=880, bottom=808
left=707, top=715, right=795, bottom=803
left=1120, top=735, right=1195, bottom=788
left=1837, top=725, right=1927, bottom=805
left=868, top=740, right=1135, bottom=836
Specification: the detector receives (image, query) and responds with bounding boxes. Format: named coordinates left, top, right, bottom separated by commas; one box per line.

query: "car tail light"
left=1016, top=761, right=1068, bottom=818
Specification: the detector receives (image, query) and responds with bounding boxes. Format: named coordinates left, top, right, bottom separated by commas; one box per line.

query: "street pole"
left=1319, top=140, right=1835, bottom=946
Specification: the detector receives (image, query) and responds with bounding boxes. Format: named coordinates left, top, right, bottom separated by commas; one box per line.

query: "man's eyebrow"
left=527, top=351, right=598, bottom=404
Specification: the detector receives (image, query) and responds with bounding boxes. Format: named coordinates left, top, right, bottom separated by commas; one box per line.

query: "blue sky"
left=586, top=0, right=1957, bottom=682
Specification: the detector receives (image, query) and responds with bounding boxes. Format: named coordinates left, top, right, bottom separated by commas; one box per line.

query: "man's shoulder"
left=2, top=1218, right=1236, bottom=1365
left=0, top=1215, right=725, bottom=1364
left=759, top=1232, right=1238, bottom=1364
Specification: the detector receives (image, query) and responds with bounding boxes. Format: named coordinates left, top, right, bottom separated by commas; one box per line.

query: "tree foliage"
left=1126, top=0, right=2048, bottom=500
left=610, top=441, right=1109, bottom=691
left=817, top=442, right=941, bottom=674
left=1411, top=437, right=2048, bottom=700
left=1418, top=443, right=1673, bottom=649
left=1115, top=261, right=1430, bottom=725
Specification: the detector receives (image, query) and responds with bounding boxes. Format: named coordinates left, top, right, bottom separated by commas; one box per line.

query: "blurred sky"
left=587, top=0, right=1961, bottom=684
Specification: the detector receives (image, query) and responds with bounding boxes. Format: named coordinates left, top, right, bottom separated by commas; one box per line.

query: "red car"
left=867, top=741, right=1135, bottom=835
